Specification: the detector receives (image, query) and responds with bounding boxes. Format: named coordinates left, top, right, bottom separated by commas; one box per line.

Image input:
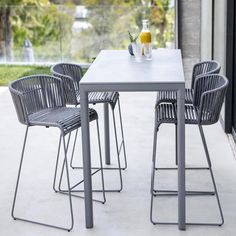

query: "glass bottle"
left=140, top=19, right=152, bottom=59
left=140, top=19, right=151, bottom=44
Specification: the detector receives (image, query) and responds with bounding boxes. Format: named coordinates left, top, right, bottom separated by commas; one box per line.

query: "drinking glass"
left=143, top=43, right=152, bottom=60
left=132, top=42, right=143, bottom=62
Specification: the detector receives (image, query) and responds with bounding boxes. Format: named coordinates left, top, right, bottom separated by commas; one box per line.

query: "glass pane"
left=0, top=1, right=175, bottom=63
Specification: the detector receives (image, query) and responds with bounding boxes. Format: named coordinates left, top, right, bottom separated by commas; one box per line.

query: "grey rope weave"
left=155, top=60, right=221, bottom=107
left=51, top=63, right=119, bottom=108
left=10, top=75, right=97, bottom=133
left=28, top=107, right=97, bottom=135
left=155, top=74, right=228, bottom=128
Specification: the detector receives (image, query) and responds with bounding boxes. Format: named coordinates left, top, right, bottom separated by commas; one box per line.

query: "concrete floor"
left=1, top=88, right=236, bottom=236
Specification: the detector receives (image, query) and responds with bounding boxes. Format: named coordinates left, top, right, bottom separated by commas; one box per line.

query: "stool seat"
left=155, top=103, right=198, bottom=128
left=76, top=91, right=119, bottom=109
left=156, top=88, right=193, bottom=107
left=29, top=107, right=97, bottom=134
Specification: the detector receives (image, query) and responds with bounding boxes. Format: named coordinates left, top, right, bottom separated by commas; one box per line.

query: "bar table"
left=80, top=49, right=186, bottom=230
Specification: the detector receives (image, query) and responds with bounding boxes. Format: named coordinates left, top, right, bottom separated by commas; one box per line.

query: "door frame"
left=225, top=0, right=235, bottom=134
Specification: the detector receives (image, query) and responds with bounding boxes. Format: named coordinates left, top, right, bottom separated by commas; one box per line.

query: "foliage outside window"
left=0, top=0, right=175, bottom=63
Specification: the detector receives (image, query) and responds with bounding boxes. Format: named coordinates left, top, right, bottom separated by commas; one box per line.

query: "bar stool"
left=151, top=74, right=228, bottom=226
left=9, top=75, right=105, bottom=231
left=51, top=63, right=127, bottom=192
left=156, top=60, right=221, bottom=165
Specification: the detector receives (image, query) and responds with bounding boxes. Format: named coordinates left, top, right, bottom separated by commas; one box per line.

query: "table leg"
left=177, top=88, right=186, bottom=230
left=104, top=103, right=110, bottom=165
left=80, top=90, right=93, bottom=228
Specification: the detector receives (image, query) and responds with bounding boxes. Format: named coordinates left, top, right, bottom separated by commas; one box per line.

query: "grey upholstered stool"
left=9, top=75, right=105, bottom=231
left=151, top=74, right=228, bottom=226
left=51, top=63, right=127, bottom=192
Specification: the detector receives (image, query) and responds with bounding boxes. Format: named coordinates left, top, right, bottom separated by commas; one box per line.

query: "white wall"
left=201, top=0, right=227, bottom=122
left=179, top=0, right=201, bottom=86
left=200, top=0, right=212, bottom=60
left=214, top=0, right=227, bottom=121
left=200, top=0, right=227, bottom=74
left=213, top=0, right=227, bottom=75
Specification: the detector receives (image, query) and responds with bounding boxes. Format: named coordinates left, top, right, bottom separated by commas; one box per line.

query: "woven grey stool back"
left=193, top=74, right=228, bottom=125
left=155, top=60, right=221, bottom=107
left=10, top=74, right=65, bottom=125
left=191, top=60, right=221, bottom=89
left=51, top=63, right=82, bottom=105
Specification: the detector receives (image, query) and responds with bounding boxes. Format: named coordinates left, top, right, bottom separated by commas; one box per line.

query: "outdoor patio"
left=1, top=86, right=236, bottom=236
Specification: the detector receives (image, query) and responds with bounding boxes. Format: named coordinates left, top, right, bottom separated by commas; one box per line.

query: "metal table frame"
left=79, top=49, right=186, bottom=230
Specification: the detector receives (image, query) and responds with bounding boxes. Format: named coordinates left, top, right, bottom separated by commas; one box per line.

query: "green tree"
left=150, top=0, right=174, bottom=47
left=0, top=0, right=51, bottom=60
left=73, top=0, right=174, bottom=62
left=73, top=0, right=142, bottom=62
left=0, top=0, right=174, bottom=62
left=0, top=0, right=72, bottom=61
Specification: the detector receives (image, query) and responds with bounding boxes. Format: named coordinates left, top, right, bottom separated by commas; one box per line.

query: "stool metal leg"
left=53, top=135, right=62, bottom=193
left=58, top=133, right=72, bottom=192
left=198, top=125, right=224, bottom=226
left=69, top=100, right=126, bottom=192
left=69, top=103, right=80, bottom=169
left=56, top=120, right=106, bottom=203
left=150, top=124, right=158, bottom=224
left=90, top=102, right=126, bottom=192
left=12, top=127, right=74, bottom=231
left=86, top=100, right=127, bottom=171
left=153, top=122, right=213, bottom=196
left=92, top=119, right=106, bottom=203
left=175, top=124, right=178, bottom=166
left=70, top=128, right=79, bottom=169
left=12, top=126, right=29, bottom=220
left=150, top=123, right=177, bottom=225
left=150, top=124, right=224, bottom=226
left=61, top=133, right=74, bottom=231
left=150, top=121, right=176, bottom=225
left=117, top=97, right=128, bottom=170
left=111, top=107, right=123, bottom=192
left=70, top=104, right=124, bottom=192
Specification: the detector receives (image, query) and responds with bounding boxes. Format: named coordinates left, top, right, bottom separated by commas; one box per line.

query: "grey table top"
left=80, top=49, right=185, bottom=88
